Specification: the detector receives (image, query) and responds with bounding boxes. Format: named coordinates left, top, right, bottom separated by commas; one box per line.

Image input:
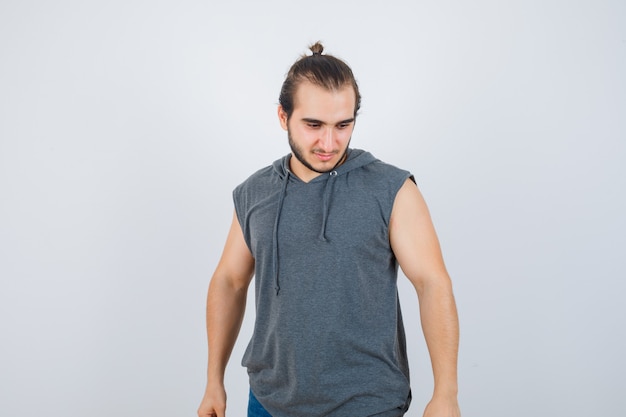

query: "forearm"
left=418, top=277, right=459, bottom=397
left=205, top=275, right=249, bottom=384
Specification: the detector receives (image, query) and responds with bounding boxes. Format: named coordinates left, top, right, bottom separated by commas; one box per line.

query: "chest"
left=248, top=179, right=391, bottom=256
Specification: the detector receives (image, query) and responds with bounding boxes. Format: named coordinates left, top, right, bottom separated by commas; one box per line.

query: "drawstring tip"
left=275, top=287, right=280, bottom=295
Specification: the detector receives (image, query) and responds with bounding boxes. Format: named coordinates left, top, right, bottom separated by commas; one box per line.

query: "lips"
left=314, top=152, right=335, bottom=162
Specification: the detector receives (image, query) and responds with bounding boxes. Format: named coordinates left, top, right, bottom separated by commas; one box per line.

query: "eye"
left=307, top=122, right=321, bottom=129
left=337, top=122, right=351, bottom=129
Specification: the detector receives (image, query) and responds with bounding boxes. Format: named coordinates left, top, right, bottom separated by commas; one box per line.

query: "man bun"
left=310, top=41, right=324, bottom=56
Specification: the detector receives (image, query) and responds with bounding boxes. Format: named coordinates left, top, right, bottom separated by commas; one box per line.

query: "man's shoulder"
left=346, top=149, right=412, bottom=179
left=359, top=157, right=413, bottom=185
left=238, top=164, right=274, bottom=186
left=233, top=158, right=283, bottom=197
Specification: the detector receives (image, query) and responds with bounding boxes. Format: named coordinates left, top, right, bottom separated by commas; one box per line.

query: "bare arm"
left=198, top=211, right=255, bottom=417
left=390, top=179, right=460, bottom=417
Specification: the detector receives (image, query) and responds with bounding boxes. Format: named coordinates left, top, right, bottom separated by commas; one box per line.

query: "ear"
left=277, top=105, right=288, bottom=131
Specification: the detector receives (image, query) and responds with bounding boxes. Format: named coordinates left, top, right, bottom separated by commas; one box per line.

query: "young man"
left=198, top=42, right=460, bottom=417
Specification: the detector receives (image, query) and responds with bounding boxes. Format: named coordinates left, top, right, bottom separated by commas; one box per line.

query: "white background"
left=1, top=1, right=624, bottom=416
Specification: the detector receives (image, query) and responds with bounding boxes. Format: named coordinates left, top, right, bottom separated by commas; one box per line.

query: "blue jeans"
left=248, top=389, right=272, bottom=417
left=248, top=389, right=409, bottom=417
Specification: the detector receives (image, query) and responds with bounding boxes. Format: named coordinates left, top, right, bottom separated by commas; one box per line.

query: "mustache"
left=312, top=149, right=339, bottom=154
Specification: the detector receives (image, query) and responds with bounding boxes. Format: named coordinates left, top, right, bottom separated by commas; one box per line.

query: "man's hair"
left=279, top=42, right=361, bottom=120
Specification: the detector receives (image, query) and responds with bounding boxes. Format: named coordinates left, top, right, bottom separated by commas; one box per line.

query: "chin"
left=311, top=159, right=337, bottom=171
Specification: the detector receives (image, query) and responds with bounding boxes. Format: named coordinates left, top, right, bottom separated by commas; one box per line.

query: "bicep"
left=389, top=179, right=449, bottom=292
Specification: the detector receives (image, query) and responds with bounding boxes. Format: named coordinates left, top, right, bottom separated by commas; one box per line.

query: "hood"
left=269, top=149, right=377, bottom=295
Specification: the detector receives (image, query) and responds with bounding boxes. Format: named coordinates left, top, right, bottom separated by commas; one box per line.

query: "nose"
left=320, top=127, right=334, bottom=150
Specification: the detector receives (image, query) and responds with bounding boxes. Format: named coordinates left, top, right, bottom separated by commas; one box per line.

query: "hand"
left=423, top=394, right=460, bottom=417
left=197, top=384, right=227, bottom=417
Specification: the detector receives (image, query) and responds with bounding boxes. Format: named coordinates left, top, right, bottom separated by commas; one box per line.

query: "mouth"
left=314, top=152, right=336, bottom=162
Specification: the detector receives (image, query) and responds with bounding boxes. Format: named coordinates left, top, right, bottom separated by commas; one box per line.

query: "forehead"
left=292, top=81, right=356, bottom=117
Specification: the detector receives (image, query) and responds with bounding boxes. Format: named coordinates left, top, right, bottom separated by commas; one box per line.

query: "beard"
left=288, top=128, right=350, bottom=174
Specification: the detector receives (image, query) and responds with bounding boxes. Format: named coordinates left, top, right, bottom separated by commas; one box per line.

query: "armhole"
left=232, top=188, right=252, bottom=252
left=385, top=171, right=415, bottom=226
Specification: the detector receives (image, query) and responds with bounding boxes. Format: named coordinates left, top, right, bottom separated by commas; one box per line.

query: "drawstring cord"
left=319, top=170, right=337, bottom=241
left=272, top=170, right=290, bottom=295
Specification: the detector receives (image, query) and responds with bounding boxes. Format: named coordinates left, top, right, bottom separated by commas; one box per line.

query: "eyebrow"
left=301, top=118, right=355, bottom=125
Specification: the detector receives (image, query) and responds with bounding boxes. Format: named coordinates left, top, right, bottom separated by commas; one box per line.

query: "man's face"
left=278, top=81, right=356, bottom=182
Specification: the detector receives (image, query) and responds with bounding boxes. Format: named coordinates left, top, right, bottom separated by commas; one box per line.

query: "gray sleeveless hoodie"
left=233, top=149, right=413, bottom=417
